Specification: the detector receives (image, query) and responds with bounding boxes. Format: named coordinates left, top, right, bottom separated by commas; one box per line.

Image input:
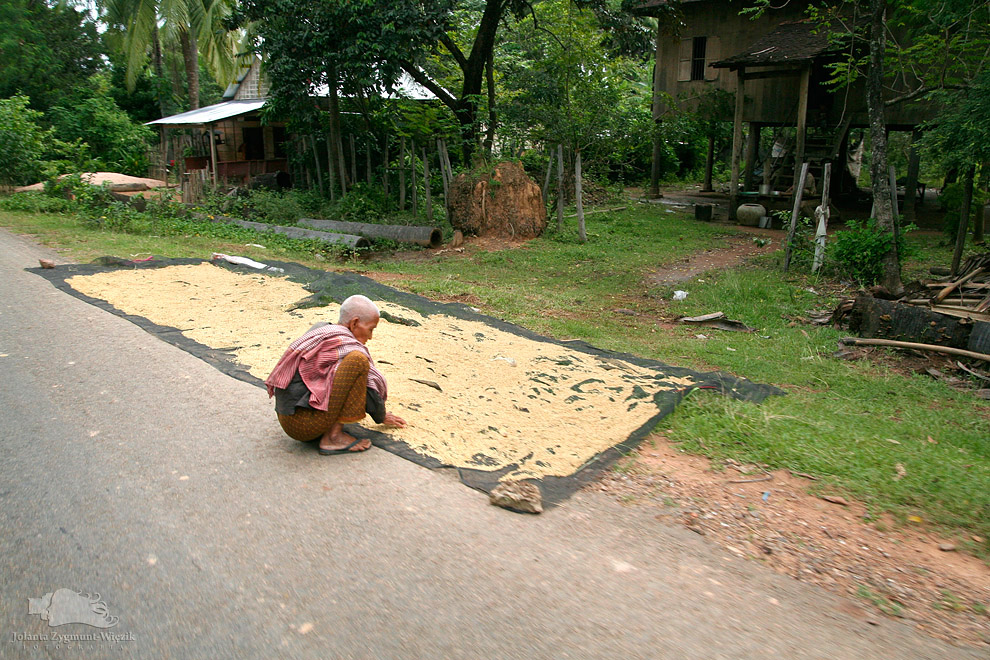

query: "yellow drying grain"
left=68, top=263, right=697, bottom=480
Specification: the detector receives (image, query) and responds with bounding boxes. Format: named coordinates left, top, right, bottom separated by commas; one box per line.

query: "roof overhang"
left=145, top=99, right=268, bottom=127
left=712, top=21, right=834, bottom=70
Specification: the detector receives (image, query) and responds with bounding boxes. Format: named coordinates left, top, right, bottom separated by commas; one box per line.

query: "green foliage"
left=0, top=0, right=101, bottom=113
left=0, top=191, right=73, bottom=214
left=333, top=183, right=389, bottom=223
left=827, top=218, right=914, bottom=285
left=47, top=77, right=156, bottom=177
left=0, top=95, right=50, bottom=187
left=920, top=70, right=990, bottom=171
left=236, top=189, right=305, bottom=226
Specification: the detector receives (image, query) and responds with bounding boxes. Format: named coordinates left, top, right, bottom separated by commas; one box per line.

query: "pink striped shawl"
left=265, top=323, right=387, bottom=411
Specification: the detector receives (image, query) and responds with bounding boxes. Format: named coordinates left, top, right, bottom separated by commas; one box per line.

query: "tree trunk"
left=399, top=137, right=406, bottom=211
left=180, top=29, right=200, bottom=110
left=903, top=128, right=922, bottom=222
left=383, top=138, right=390, bottom=201
left=556, top=143, right=565, bottom=231
left=349, top=134, right=357, bottom=184
left=543, top=147, right=554, bottom=208
left=575, top=150, right=586, bottom=243
left=151, top=26, right=167, bottom=116
left=310, top=136, right=324, bottom=196
left=648, top=21, right=664, bottom=199
left=422, top=147, right=433, bottom=224
left=411, top=139, right=418, bottom=217
left=326, top=67, right=347, bottom=194
left=867, top=0, right=903, bottom=294
left=325, top=135, right=336, bottom=201
left=484, top=50, right=496, bottom=159
left=951, top=166, right=975, bottom=276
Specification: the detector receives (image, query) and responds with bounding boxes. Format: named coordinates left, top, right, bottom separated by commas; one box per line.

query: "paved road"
left=0, top=227, right=977, bottom=659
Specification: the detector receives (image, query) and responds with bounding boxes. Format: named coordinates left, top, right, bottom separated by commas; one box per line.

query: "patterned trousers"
left=276, top=351, right=368, bottom=442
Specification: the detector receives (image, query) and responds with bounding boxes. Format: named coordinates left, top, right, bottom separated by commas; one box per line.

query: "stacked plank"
left=903, top=253, right=990, bottom=322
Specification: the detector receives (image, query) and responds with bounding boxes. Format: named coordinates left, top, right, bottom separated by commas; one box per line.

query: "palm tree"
left=104, top=0, right=243, bottom=111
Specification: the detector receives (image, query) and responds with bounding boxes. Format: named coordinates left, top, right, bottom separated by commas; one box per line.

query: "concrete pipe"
left=195, top=214, right=370, bottom=249
left=299, top=218, right=442, bottom=248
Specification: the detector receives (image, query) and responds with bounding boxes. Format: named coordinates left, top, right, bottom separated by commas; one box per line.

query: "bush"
left=0, top=191, right=73, bottom=213
left=0, top=95, right=50, bottom=187
left=827, top=219, right=913, bottom=285
left=47, top=77, right=155, bottom=176
left=243, top=189, right=304, bottom=225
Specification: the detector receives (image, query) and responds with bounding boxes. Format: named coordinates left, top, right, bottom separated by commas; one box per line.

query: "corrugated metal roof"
left=145, top=99, right=267, bottom=126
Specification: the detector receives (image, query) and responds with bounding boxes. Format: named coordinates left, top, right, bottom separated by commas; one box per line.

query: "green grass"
left=2, top=196, right=988, bottom=555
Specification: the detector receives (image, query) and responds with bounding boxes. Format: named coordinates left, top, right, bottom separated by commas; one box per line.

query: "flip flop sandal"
left=318, top=438, right=370, bottom=455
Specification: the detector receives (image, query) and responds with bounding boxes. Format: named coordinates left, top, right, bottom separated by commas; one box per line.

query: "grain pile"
left=67, top=263, right=698, bottom=480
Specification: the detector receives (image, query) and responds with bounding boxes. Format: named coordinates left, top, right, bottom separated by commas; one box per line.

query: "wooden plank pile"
left=901, top=253, right=990, bottom=322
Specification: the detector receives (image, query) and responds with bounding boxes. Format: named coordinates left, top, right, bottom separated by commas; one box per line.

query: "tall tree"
left=103, top=0, right=242, bottom=111
left=0, top=0, right=102, bottom=112
left=866, top=0, right=901, bottom=293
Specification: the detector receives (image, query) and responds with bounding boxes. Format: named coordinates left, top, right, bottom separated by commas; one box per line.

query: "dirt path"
left=595, top=435, right=990, bottom=648
left=648, top=226, right=782, bottom=287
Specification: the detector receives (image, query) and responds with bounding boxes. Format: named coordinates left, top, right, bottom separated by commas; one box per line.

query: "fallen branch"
left=840, top=337, right=990, bottom=363
left=564, top=206, right=626, bottom=218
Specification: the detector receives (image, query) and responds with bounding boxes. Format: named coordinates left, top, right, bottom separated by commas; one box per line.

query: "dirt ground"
left=590, top=201, right=988, bottom=649
left=376, top=207, right=989, bottom=649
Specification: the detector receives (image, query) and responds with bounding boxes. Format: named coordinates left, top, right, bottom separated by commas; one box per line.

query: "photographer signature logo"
left=27, top=589, right=118, bottom=628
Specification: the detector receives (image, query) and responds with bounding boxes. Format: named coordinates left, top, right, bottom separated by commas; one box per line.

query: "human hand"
left=383, top=412, right=406, bottom=428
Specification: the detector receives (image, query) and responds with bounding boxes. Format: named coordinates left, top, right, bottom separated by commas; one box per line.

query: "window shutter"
left=677, top=38, right=692, bottom=82
left=705, top=36, right=721, bottom=81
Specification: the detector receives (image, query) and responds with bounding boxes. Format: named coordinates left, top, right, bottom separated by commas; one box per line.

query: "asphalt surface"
left=0, top=226, right=978, bottom=659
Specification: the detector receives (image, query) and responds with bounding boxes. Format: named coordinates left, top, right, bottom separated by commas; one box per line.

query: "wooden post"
left=399, top=137, right=406, bottom=211
left=160, top=126, right=169, bottom=187
left=556, top=143, right=565, bottom=231
left=422, top=147, right=433, bottom=224
left=794, top=65, right=811, bottom=188
left=702, top=133, right=715, bottom=192
left=743, top=122, right=760, bottom=191
left=783, top=162, right=810, bottom=272
left=208, top=122, right=219, bottom=187
left=812, top=162, right=832, bottom=273
left=729, top=69, right=746, bottom=221
left=575, top=149, right=586, bottom=243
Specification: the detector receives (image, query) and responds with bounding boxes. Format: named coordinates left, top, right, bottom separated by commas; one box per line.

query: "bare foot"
left=318, top=424, right=371, bottom=452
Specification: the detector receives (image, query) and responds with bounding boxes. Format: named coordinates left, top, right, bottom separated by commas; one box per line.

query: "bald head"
left=338, top=295, right=380, bottom=325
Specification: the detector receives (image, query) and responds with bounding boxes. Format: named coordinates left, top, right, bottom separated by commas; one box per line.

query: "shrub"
left=0, top=95, right=50, bottom=187
left=827, top=218, right=913, bottom=285
left=0, top=191, right=73, bottom=213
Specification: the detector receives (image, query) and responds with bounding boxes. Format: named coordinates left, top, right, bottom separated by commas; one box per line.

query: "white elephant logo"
left=27, top=589, right=118, bottom=628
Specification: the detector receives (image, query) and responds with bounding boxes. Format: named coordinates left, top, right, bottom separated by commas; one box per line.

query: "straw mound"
left=67, top=263, right=697, bottom=480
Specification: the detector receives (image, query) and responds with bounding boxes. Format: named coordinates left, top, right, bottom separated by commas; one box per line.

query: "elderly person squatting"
left=265, top=295, right=406, bottom=455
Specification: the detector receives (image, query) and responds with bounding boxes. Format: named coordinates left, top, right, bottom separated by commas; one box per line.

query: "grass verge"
left=2, top=197, right=987, bottom=555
